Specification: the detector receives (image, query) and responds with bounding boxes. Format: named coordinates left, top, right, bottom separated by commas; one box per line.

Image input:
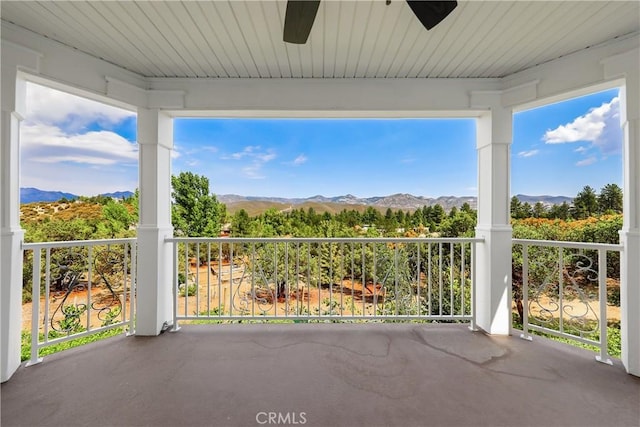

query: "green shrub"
left=178, top=282, right=197, bottom=297
left=21, top=328, right=124, bottom=362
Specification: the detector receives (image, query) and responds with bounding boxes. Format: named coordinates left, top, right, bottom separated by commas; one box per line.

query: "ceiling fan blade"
left=283, top=0, right=321, bottom=44
left=406, top=1, right=457, bottom=30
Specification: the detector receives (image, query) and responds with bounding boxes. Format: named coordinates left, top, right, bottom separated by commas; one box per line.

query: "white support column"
left=603, top=48, right=640, bottom=376
left=473, top=95, right=513, bottom=335
left=1, top=67, right=26, bottom=382
left=610, top=53, right=640, bottom=377
left=136, top=108, right=173, bottom=336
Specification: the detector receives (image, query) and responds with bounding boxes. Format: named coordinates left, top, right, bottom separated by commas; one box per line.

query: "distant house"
left=220, top=223, right=232, bottom=237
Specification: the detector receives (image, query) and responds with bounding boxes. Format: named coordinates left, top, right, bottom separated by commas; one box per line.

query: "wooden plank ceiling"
left=1, top=1, right=639, bottom=79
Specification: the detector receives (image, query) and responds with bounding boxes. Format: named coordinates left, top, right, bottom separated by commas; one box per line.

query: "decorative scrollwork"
left=562, top=253, right=599, bottom=335
left=91, top=247, right=124, bottom=326
left=527, top=249, right=599, bottom=337
left=50, top=250, right=87, bottom=333
left=250, top=257, right=277, bottom=315
left=50, top=246, right=126, bottom=333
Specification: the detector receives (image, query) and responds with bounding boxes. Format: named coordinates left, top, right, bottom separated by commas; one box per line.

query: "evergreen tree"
left=532, top=202, right=546, bottom=218
left=362, top=206, right=381, bottom=226
left=430, top=204, right=445, bottom=224
left=520, top=202, right=533, bottom=218
left=548, top=202, right=570, bottom=220
left=598, top=183, right=623, bottom=214
left=510, top=196, right=522, bottom=219
left=573, top=185, right=599, bottom=219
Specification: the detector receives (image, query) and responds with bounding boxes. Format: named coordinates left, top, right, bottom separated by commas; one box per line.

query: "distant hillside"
left=514, top=194, right=572, bottom=206
left=102, top=191, right=134, bottom=200
left=220, top=193, right=573, bottom=216
left=219, top=193, right=478, bottom=214
left=20, top=188, right=133, bottom=204
left=20, top=188, right=77, bottom=204
left=218, top=193, right=476, bottom=211
left=20, top=187, right=572, bottom=214
left=226, top=200, right=372, bottom=216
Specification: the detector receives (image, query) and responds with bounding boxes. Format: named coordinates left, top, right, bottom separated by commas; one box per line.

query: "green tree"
left=510, top=196, right=523, bottom=219
left=438, top=210, right=476, bottom=237
left=24, top=218, right=96, bottom=243
left=231, top=209, right=251, bottom=236
left=598, top=183, right=623, bottom=214
left=126, top=188, right=139, bottom=223
left=171, top=172, right=225, bottom=237
left=573, top=185, right=599, bottom=219
left=532, top=202, right=546, bottom=218
left=430, top=204, right=445, bottom=223
left=383, top=208, right=398, bottom=233
left=548, top=201, right=570, bottom=220
left=362, top=206, right=381, bottom=226
left=97, top=200, right=135, bottom=237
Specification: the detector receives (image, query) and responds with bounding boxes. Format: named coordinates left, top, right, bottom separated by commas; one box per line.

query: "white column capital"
left=475, top=109, right=512, bottom=149
left=137, top=108, right=174, bottom=150
left=602, top=48, right=640, bottom=80
left=106, top=77, right=185, bottom=111
left=1, top=68, right=27, bottom=119
left=602, top=48, right=639, bottom=122
left=470, top=80, right=539, bottom=110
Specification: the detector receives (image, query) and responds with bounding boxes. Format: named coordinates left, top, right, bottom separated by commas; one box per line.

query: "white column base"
left=620, top=229, right=640, bottom=376
left=135, top=226, right=173, bottom=336
left=474, top=226, right=512, bottom=335
left=1, top=228, right=24, bottom=382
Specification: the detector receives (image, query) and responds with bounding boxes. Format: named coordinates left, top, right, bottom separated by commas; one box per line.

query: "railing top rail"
left=23, top=237, right=137, bottom=250
left=512, top=238, right=622, bottom=251
left=166, top=236, right=485, bottom=244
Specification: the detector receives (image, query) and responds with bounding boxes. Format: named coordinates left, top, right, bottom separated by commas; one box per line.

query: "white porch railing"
left=512, top=239, right=623, bottom=365
left=22, top=238, right=136, bottom=366
left=167, top=237, right=481, bottom=327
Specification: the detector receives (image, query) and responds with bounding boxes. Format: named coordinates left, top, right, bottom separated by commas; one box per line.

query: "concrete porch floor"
left=1, top=323, right=639, bottom=427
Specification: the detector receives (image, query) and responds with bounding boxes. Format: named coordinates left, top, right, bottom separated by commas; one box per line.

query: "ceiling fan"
left=283, top=0, right=458, bottom=44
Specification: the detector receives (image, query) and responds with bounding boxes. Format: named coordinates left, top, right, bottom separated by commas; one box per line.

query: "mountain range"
left=20, top=187, right=572, bottom=212
left=20, top=188, right=134, bottom=204
left=218, top=193, right=573, bottom=212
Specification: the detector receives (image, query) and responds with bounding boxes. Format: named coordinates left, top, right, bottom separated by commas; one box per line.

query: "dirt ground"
left=22, top=264, right=622, bottom=331
left=22, top=287, right=133, bottom=333
left=175, top=264, right=384, bottom=319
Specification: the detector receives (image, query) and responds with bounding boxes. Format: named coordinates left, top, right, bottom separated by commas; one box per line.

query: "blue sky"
left=21, top=83, right=621, bottom=198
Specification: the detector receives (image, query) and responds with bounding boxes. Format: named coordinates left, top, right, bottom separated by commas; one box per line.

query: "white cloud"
left=257, top=152, right=276, bottom=162
left=224, top=145, right=262, bottom=160
left=292, top=154, right=308, bottom=165
left=21, top=123, right=138, bottom=166
left=26, top=83, right=134, bottom=130
left=576, top=156, right=597, bottom=167
left=20, top=84, right=139, bottom=195
left=574, top=146, right=589, bottom=153
left=517, top=149, right=539, bottom=158
left=543, top=97, right=621, bottom=155
left=221, top=145, right=276, bottom=179
left=242, top=164, right=266, bottom=179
